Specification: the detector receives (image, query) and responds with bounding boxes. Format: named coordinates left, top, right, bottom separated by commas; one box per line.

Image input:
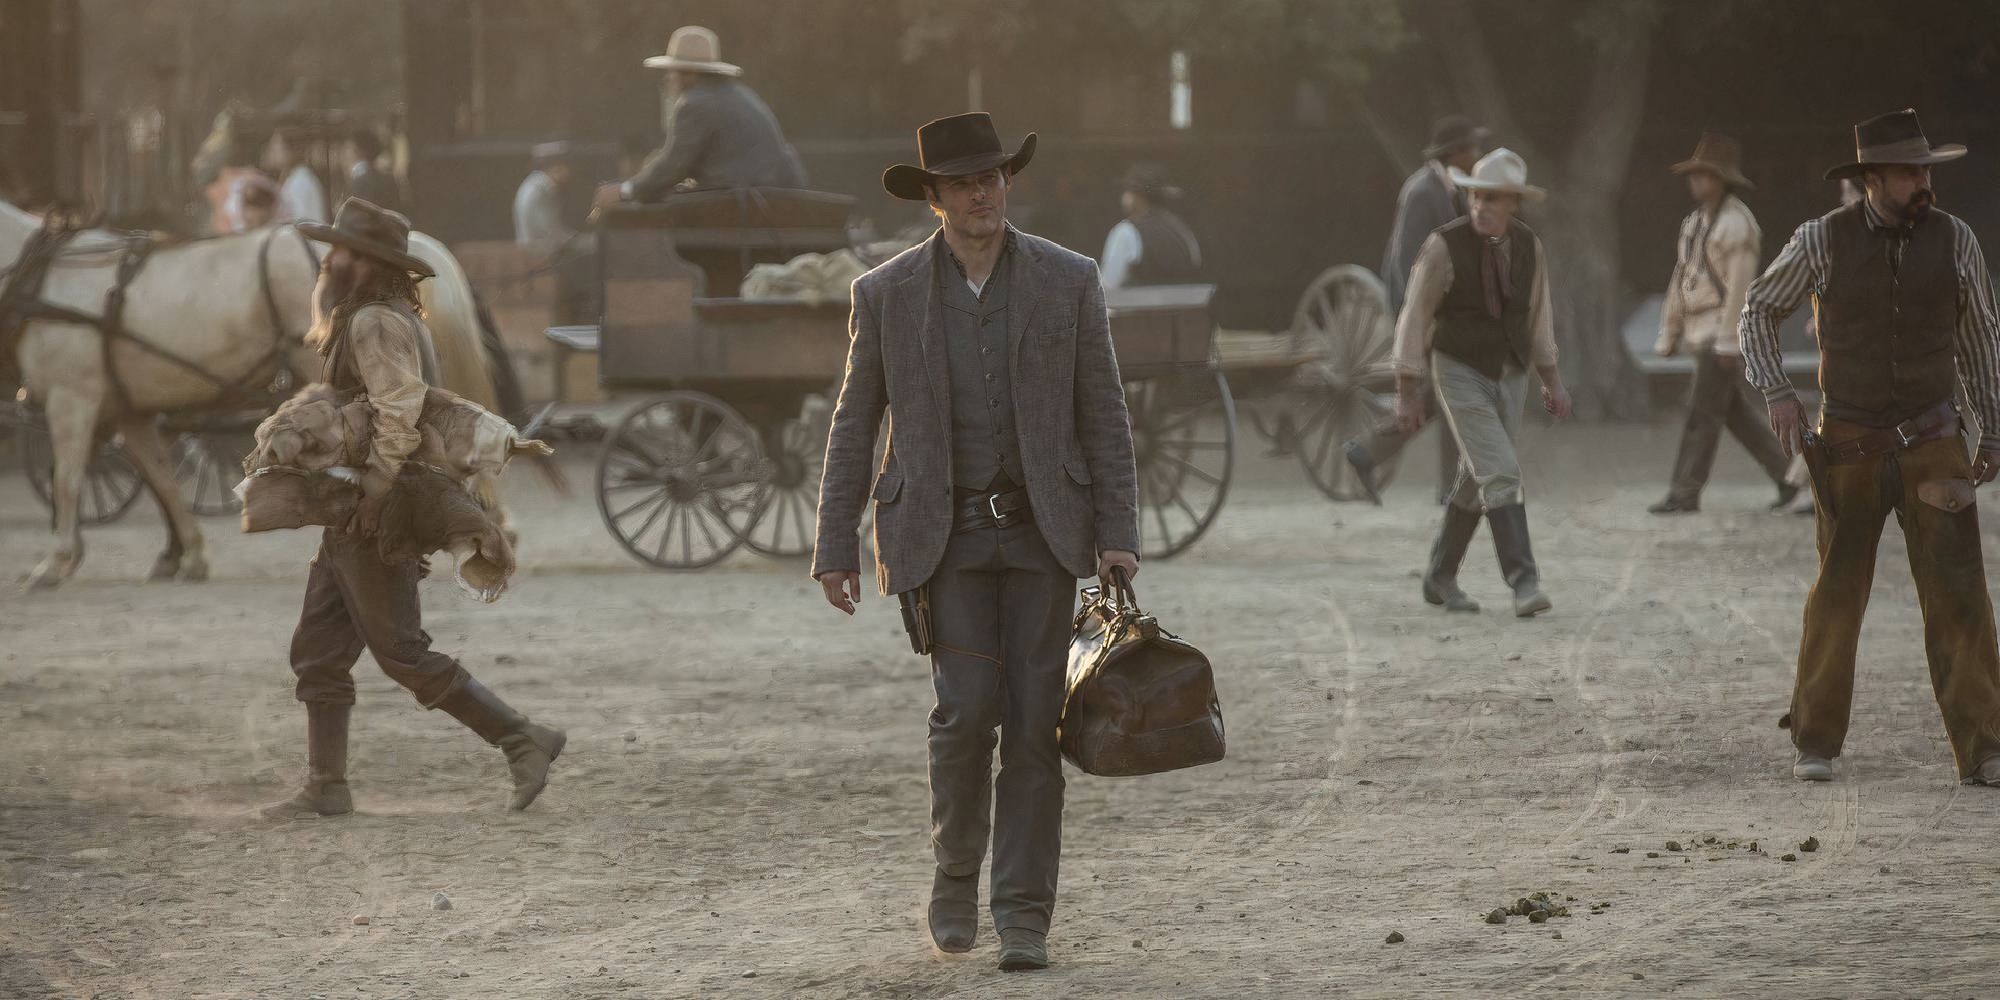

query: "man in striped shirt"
left=1738, top=108, right=2000, bottom=786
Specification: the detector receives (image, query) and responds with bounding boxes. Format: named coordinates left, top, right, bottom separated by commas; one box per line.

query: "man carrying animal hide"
left=265, top=198, right=565, bottom=818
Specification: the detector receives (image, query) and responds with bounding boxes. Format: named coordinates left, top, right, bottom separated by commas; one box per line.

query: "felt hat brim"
left=1824, top=144, right=1967, bottom=180
left=641, top=56, right=742, bottom=75
left=297, top=222, right=436, bottom=277
left=1671, top=158, right=1755, bottom=190
left=882, top=134, right=1037, bottom=201
left=1448, top=169, right=1547, bottom=203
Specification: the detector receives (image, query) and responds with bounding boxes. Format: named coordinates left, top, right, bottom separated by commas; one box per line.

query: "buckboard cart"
left=547, top=193, right=1405, bottom=570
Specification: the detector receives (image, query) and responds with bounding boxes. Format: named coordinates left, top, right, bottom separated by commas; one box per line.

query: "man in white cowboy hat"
left=1391, top=148, right=1572, bottom=617
left=264, top=197, right=567, bottom=819
left=1098, top=162, right=1202, bottom=289
left=1648, top=132, right=1796, bottom=515
left=811, top=112, right=1140, bottom=972
left=593, top=25, right=805, bottom=207
left=1740, top=108, right=2000, bottom=786
left=1345, top=114, right=1490, bottom=505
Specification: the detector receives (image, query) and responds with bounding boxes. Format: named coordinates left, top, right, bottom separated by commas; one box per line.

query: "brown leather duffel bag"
left=1059, top=569, right=1224, bottom=776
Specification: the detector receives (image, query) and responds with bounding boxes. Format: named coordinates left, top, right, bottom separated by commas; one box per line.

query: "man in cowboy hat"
left=1648, top=132, right=1796, bottom=515
left=810, top=112, right=1140, bottom=972
left=1740, top=108, right=2000, bottom=786
left=514, top=141, right=578, bottom=250
left=265, top=197, right=566, bottom=818
left=593, top=25, right=805, bottom=207
left=1099, top=162, right=1202, bottom=289
left=1391, top=148, right=1572, bottom=617
left=1345, top=114, right=1489, bottom=505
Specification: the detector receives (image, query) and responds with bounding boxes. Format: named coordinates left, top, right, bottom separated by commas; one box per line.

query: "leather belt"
left=1822, top=399, right=1960, bottom=465
left=953, top=486, right=1033, bottom=533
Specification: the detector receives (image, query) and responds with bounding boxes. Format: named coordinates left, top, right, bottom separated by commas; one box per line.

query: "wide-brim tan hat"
left=1824, top=108, right=1966, bottom=180
left=298, top=197, right=435, bottom=277
left=643, top=25, right=743, bottom=76
left=1671, top=131, right=1754, bottom=190
left=1449, top=147, right=1547, bottom=202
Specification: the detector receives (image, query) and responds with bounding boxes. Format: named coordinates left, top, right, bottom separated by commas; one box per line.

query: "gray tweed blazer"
left=811, top=226, right=1139, bottom=594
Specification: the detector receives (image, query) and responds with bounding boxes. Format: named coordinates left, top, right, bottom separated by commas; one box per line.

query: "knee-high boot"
left=263, top=703, right=353, bottom=817
left=1487, top=504, right=1552, bottom=617
left=435, top=678, right=567, bottom=811
left=1422, top=503, right=1483, bottom=612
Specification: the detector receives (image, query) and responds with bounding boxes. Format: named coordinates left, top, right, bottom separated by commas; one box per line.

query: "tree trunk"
left=1420, top=0, right=1659, bottom=419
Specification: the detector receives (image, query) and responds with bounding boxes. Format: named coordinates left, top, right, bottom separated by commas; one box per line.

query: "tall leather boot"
left=262, top=703, right=353, bottom=817
left=435, top=678, right=566, bottom=811
left=1487, top=504, right=1552, bottom=617
left=1422, top=504, right=1482, bottom=612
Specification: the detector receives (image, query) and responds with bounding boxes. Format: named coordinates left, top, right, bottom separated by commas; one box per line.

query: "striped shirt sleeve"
left=1737, top=217, right=1827, bottom=404
left=1950, top=217, right=2000, bottom=452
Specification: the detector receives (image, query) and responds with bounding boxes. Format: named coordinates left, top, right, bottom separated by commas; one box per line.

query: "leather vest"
left=1433, top=217, right=1537, bottom=380
left=1126, top=209, right=1201, bottom=286
left=1816, top=203, right=1960, bottom=424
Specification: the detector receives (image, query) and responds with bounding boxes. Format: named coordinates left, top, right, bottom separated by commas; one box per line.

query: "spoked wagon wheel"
left=1128, top=367, right=1235, bottom=561
left=1286, top=264, right=1401, bottom=502
left=174, top=432, right=248, bottom=517
left=595, top=391, right=769, bottom=570
left=18, top=411, right=145, bottom=525
left=741, top=412, right=824, bottom=558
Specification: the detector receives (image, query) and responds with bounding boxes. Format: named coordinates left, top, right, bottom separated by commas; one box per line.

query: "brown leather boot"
left=263, top=703, right=353, bottom=817
left=435, top=678, right=566, bottom=810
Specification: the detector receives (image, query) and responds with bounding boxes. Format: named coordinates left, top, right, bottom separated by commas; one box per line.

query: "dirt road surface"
left=3, top=419, right=1995, bottom=999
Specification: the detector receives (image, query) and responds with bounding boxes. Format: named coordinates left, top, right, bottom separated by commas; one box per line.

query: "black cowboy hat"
left=1422, top=114, right=1491, bottom=160
left=1824, top=108, right=1967, bottom=181
left=299, top=197, right=434, bottom=277
left=1121, top=162, right=1184, bottom=201
left=883, top=112, right=1036, bottom=202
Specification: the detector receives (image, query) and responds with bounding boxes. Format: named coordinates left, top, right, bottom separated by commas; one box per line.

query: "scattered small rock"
left=495, top=654, right=517, bottom=665
left=1799, top=836, right=1820, bottom=853
left=432, top=892, right=452, bottom=911
left=624, top=732, right=638, bottom=743
left=1357, top=779, right=1374, bottom=785
left=1781, top=853, right=1798, bottom=862
left=741, top=970, right=758, bottom=979
left=1611, top=847, right=1630, bottom=854
left=1528, top=911, right=1549, bottom=924
left=1646, top=852, right=1661, bottom=859
left=1485, top=909, right=1507, bottom=925
left=1552, top=930, right=1564, bottom=940
left=1633, top=973, right=1646, bottom=981
left=1506, top=653, right=1523, bottom=661
left=1385, top=931, right=1405, bottom=944
left=351, top=915, right=370, bottom=926
left=1665, top=840, right=1682, bottom=852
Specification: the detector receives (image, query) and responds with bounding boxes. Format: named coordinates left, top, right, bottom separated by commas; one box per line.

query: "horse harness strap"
left=1, top=217, right=309, bottom=412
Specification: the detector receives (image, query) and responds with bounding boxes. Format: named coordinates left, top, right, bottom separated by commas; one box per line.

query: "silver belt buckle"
left=987, top=493, right=1009, bottom=524
left=1896, top=421, right=1917, bottom=447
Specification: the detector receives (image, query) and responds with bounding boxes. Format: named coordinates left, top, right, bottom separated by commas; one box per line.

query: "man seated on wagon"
left=1099, top=163, right=1202, bottom=289
left=592, top=25, right=807, bottom=209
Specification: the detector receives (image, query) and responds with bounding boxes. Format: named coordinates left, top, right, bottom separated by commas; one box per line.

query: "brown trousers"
left=1664, top=347, right=1791, bottom=504
left=291, top=528, right=469, bottom=708
left=1791, top=432, right=2000, bottom=776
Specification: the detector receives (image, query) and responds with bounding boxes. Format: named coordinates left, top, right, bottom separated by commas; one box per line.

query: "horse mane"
left=406, top=231, right=501, bottom=414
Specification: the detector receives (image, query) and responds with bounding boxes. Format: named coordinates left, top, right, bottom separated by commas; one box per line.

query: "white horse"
left=3, top=198, right=506, bottom=590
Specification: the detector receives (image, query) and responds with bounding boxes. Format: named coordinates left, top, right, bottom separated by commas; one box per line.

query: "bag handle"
left=1108, top=565, right=1139, bottom=612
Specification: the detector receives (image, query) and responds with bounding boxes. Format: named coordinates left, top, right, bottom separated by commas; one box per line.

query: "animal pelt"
left=237, top=461, right=516, bottom=603
left=246, top=381, right=553, bottom=512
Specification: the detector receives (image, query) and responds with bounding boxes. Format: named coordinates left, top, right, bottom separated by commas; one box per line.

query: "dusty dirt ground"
left=2, top=417, right=1997, bottom=999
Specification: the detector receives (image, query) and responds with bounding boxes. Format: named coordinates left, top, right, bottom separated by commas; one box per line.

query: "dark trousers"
left=1354, top=381, right=1460, bottom=499
left=291, top=529, right=470, bottom=708
left=924, top=516, right=1077, bottom=936
left=1664, top=347, right=1790, bottom=503
left=1791, top=432, right=2000, bottom=777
